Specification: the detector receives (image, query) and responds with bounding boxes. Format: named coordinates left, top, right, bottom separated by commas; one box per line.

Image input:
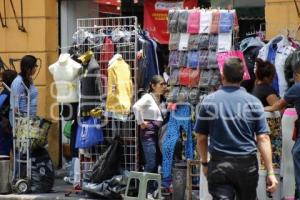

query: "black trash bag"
left=91, top=137, right=122, bottom=183
left=83, top=174, right=128, bottom=199
left=30, top=147, right=55, bottom=193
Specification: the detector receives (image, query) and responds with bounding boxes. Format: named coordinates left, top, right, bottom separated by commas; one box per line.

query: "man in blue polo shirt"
left=195, top=57, right=278, bottom=200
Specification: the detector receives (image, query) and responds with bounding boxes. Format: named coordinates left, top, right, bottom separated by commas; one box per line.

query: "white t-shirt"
left=49, top=53, right=81, bottom=103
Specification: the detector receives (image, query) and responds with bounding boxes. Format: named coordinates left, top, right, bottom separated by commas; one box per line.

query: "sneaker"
left=63, top=176, right=73, bottom=185
left=147, top=193, right=155, bottom=200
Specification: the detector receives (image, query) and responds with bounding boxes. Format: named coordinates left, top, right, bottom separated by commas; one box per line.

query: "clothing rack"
left=75, top=16, right=138, bottom=177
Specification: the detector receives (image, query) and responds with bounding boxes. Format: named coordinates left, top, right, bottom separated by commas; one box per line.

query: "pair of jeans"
left=208, top=154, right=258, bottom=200
left=162, top=105, right=193, bottom=184
left=141, top=121, right=162, bottom=193
left=292, top=137, right=300, bottom=198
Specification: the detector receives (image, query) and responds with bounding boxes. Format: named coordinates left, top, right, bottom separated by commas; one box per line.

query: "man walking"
left=195, top=57, right=278, bottom=200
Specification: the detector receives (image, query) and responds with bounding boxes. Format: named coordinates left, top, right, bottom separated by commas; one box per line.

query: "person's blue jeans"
left=142, top=138, right=158, bottom=173
left=141, top=138, right=158, bottom=194
left=292, top=136, right=300, bottom=199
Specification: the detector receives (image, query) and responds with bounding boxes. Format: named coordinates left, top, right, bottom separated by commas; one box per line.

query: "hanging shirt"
left=258, top=35, right=295, bottom=97
left=106, top=54, right=133, bottom=116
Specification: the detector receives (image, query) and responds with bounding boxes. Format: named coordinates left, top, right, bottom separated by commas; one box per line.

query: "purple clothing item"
left=140, top=120, right=162, bottom=139
left=219, top=12, right=234, bottom=33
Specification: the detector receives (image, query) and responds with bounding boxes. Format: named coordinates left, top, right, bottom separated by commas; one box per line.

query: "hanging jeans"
left=162, top=105, right=193, bottom=186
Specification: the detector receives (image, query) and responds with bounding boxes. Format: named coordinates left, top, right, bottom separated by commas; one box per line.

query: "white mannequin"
left=49, top=53, right=81, bottom=103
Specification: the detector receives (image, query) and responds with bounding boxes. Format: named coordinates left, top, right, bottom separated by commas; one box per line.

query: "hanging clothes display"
left=257, top=35, right=296, bottom=97
left=163, top=8, right=237, bottom=188
left=137, top=32, right=160, bottom=90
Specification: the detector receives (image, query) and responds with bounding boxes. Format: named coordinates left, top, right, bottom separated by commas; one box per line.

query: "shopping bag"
left=63, top=120, right=74, bottom=139
left=15, top=115, right=52, bottom=150
left=75, top=117, right=104, bottom=149
left=216, top=50, right=250, bottom=80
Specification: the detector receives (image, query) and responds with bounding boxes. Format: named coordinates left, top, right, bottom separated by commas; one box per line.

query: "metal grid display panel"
left=76, top=17, right=138, bottom=177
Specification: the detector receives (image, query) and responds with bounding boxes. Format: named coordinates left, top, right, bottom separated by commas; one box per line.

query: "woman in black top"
left=252, top=58, right=279, bottom=106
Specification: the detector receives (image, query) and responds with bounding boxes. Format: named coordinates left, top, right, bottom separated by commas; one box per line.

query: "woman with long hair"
left=252, top=58, right=279, bottom=106
left=10, top=55, right=38, bottom=124
left=133, top=75, right=167, bottom=198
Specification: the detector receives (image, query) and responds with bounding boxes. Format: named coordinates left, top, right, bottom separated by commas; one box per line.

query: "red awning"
left=94, top=0, right=121, bottom=15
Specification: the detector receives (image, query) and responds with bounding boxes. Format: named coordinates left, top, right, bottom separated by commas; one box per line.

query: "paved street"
left=0, top=169, right=98, bottom=200
left=0, top=179, right=97, bottom=200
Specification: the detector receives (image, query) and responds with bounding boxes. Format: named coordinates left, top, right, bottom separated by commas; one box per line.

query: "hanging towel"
left=178, top=33, right=190, bottom=51
left=177, top=10, right=189, bottom=33
left=187, top=51, right=200, bottom=69
left=168, top=10, right=179, bottom=33
left=169, top=33, right=180, bottom=51
left=209, top=34, right=218, bottom=51
left=217, top=32, right=232, bottom=52
left=168, top=51, right=180, bottom=68
left=198, top=50, right=209, bottom=68
left=199, top=10, right=212, bottom=34
left=210, top=10, right=220, bottom=34
left=187, top=10, right=200, bottom=34
left=198, top=34, right=209, bottom=49
left=179, top=51, right=188, bottom=67
left=219, top=11, right=234, bottom=33
left=188, top=34, right=200, bottom=50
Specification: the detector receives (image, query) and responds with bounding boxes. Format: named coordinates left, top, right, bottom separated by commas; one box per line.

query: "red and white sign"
left=95, top=0, right=121, bottom=15
left=144, top=0, right=197, bottom=44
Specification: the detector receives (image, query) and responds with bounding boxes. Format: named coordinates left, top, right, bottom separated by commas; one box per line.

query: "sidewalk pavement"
left=0, top=169, right=97, bottom=200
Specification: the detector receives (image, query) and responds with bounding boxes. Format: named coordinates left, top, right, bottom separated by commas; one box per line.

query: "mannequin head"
left=20, top=55, right=37, bottom=88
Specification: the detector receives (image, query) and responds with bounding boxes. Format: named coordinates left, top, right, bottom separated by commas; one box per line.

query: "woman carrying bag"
left=133, top=75, right=167, bottom=199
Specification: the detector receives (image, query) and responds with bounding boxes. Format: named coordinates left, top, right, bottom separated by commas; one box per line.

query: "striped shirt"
left=10, top=75, right=38, bottom=116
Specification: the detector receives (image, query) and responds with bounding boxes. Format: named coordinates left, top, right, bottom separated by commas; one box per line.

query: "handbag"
left=216, top=50, right=251, bottom=80
left=63, top=120, right=74, bottom=139
left=75, top=116, right=104, bottom=149
left=15, top=115, right=52, bottom=150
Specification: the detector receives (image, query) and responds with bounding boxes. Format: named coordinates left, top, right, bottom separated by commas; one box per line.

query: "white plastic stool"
left=124, top=171, right=162, bottom=200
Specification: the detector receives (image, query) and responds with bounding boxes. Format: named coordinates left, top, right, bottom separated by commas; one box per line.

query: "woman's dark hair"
left=20, top=55, right=37, bottom=88
left=148, top=75, right=164, bottom=92
left=255, top=58, right=276, bottom=81
left=2, top=70, right=17, bottom=87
